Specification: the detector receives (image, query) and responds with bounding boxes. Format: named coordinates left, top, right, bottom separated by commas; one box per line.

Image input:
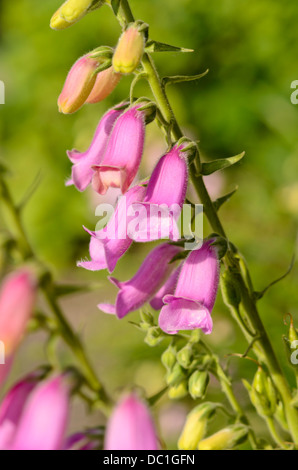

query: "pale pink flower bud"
left=9, top=375, right=71, bottom=450
left=92, top=104, right=146, bottom=195
left=105, top=393, right=158, bottom=450
left=67, top=107, right=122, bottom=191
left=99, top=243, right=182, bottom=319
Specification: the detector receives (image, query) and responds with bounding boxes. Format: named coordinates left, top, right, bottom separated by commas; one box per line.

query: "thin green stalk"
left=113, top=0, right=298, bottom=446
left=265, top=417, right=288, bottom=450
left=0, top=177, right=111, bottom=414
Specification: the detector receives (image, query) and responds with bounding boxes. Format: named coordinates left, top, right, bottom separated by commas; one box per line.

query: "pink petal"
left=159, top=297, right=213, bottom=335
left=104, top=243, right=182, bottom=319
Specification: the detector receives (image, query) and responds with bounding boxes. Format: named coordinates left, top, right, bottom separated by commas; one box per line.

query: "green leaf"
left=145, top=40, right=193, bottom=53
left=162, top=69, right=209, bottom=87
left=254, top=255, right=295, bottom=301
left=213, top=187, right=238, bottom=211
left=54, top=282, right=102, bottom=297
left=201, top=152, right=245, bottom=176
left=148, top=387, right=168, bottom=406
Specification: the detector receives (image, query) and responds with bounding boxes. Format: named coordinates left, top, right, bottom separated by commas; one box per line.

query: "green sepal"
left=145, top=40, right=193, bottom=54
left=89, top=46, right=114, bottom=60
left=162, top=69, right=209, bottom=87
left=201, top=152, right=245, bottom=176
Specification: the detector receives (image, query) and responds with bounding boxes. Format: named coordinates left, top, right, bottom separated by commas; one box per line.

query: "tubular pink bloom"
left=58, top=54, right=100, bottom=114
left=67, top=108, right=122, bottom=191
left=158, top=242, right=220, bottom=335
left=150, top=266, right=181, bottom=311
left=92, top=105, right=145, bottom=195
left=0, top=370, right=45, bottom=449
left=99, top=243, right=182, bottom=319
left=10, top=375, right=70, bottom=450
left=0, top=357, right=13, bottom=389
left=0, top=270, right=36, bottom=357
left=86, top=67, right=121, bottom=104
left=78, top=184, right=146, bottom=272
left=105, top=393, right=158, bottom=450
left=131, top=144, right=188, bottom=242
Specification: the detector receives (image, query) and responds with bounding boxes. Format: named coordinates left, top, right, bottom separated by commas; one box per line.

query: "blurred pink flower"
left=86, top=67, right=121, bottom=104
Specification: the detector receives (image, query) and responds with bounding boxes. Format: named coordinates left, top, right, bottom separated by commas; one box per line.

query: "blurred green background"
left=1, top=0, right=298, bottom=447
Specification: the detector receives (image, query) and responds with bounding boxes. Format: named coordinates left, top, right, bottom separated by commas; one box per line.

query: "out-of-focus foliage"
left=1, top=0, right=298, bottom=445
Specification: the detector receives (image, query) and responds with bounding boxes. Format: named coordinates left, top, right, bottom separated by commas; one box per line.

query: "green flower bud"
left=178, top=403, right=217, bottom=450
left=244, top=368, right=277, bottom=417
left=188, top=370, right=209, bottom=400
left=161, top=344, right=177, bottom=371
left=220, top=269, right=241, bottom=310
left=198, top=424, right=249, bottom=450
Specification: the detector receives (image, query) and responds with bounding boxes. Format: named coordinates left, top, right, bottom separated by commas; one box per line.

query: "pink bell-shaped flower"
left=92, top=104, right=146, bottom=195
left=67, top=107, right=122, bottom=191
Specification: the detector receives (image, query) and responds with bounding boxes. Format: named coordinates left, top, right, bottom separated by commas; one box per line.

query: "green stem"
left=0, top=177, right=111, bottom=414
left=114, top=0, right=298, bottom=446
left=265, top=417, right=288, bottom=449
